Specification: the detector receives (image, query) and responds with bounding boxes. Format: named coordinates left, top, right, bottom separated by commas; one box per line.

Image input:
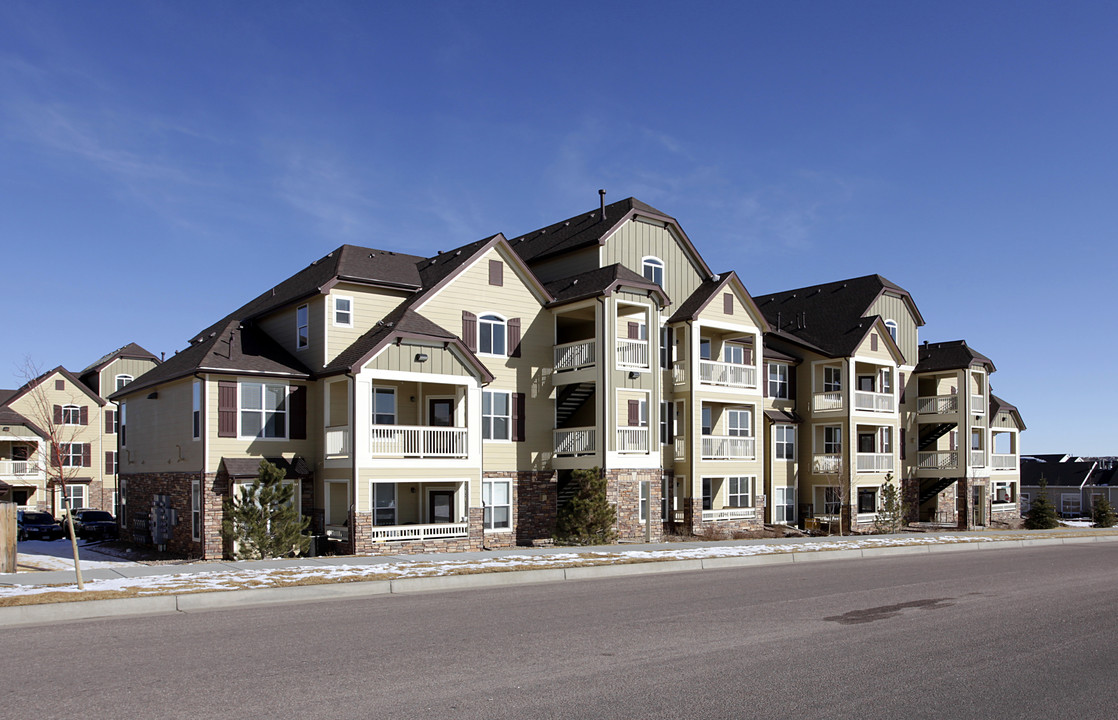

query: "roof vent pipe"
left=599, top=189, right=606, bottom=221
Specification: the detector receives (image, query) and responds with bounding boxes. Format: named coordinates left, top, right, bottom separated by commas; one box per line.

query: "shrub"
left=1092, top=495, right=1116, bottom=528
left=221, top=459, right=311, bottom=559
left=554, top=467, right=617, bottom=545
left=1023, top=480, right=1059, bottom=530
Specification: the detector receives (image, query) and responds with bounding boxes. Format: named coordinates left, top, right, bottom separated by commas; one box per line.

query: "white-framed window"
left=479, top=313, right=507, bottom=356
left=334, top=295, right=353, bottom=327
left=112, top=491, right=120, bottom=518
left=372, top=387, right=396, bottom=425
left=61, top=404, right=81, bottom=426
left=775, top=486, right=796, bottom=523
left=727, top=408, right=752, bottom=437
left=240, top=382, right=287, bottom=439
left=723, top=343, right=747, bottom=365
left=702, top=478, right=713, bottom=510
left=63, top=483, right=86, bottom=510
left=824, top=426, right=842, bottom=454
left=296, top=304, right=309, bottom=350
left=483, top=480, right=511, bottom=530
left=701, top=406, right=712, bottom=435
left=639, top=481, right=650, bottom=522
left=699, top=338, right=711, bottom=360
left=642, top=256, right=664, bottom=285
left=878, top=426, right=893, bottom=454
left=483, top=390, right=511, bottom=440
left=728, top=476, right=753, bottom=508
left=884, top=319, right=898, bottom=341
left=115, top=374, right=133, bottom=391
left=992, top=481, right=1016, bottom=504
left=192, top=380, right=202, bottom=440
left=824, top=366, right=842, bottom=392
left=768, top=363, right=789, bottom=398
left=60, top=442, right=86, bottom=467
left=879, top=368, right=892, bottom=394
left=373, top=483, right=396, bottom=526
left=775, top=425, right=796, bottom=460
left=191, top=479, right=202, bottom=541
left=971, top=429, right=982, bottom=450
left=858, top=487, right=878, bottom=514
left=823, top=486, right=842, bottom=515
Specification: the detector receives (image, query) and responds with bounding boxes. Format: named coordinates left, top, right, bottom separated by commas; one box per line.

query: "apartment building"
left=0, top=344, right=158, bottom=515
left=113, top=196, right=1024, bottom=558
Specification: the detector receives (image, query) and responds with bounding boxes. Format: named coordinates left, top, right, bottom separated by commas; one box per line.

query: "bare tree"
left=17, top=360, right=85, bottom=589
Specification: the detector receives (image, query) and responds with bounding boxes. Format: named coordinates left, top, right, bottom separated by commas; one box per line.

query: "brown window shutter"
left=789, top=366, right=797, bottom=399
left=628, top=399, right=640, bottom=427
left=488, top=259, right=503, bottom=287
left=871, top=334, right=878, bottom=352
left=105, top=451, right=114, bottom=475
left=744, top=347, right=753, bottom=365
left=218, top=381, right=237, bottom=438
left=899, top=372, right=906, bottom=403
left=51, top=443, right=59, bottom=468
left=55, top=380, right=64, bottom=391
left=105, top=409, right=116, bottom=434
left=289, top=385, right=307, bottom=440
left=508, top=318, right=521, bottom=358
left=82, top=443, right=91, bottom=467
left=512, top=392, right=525, bottom=442
left=462, top=311, right=477, bottom=352
left=900, top=429, right=906, bottom=460
left=80, top=406, right=89, bottom=426
left=628, top=322, right=639, bottom=340
left=54, top=405, right=62, bottom=424
left=724, top=293, right=734, bottom=315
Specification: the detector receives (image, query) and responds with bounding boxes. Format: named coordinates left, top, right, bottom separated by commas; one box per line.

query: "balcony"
left=702, top=507, right=756, bottom=522
left=991, top=454, right=1017, bottom=471
left=812, top=453, right=842, bottom=474
left=701, top=435, right=756, bottom=461
left=617, top=427, right=650, bottom=454
left=554, top=427, right=596, bottom=457
left=370, top=425, right=468, bottom=459
left=854, top=391, right=895, bottom=413
left=0, top=460, right=44, bottom=479
left=970, top=451, right=986, bottom=468
left=971, top=394, right=985, bottom=414
left=917, top=395, right=959, bottom=415
left=856, top=453, right=894, bottom=473
left=554, top=340, right=596, bottom=372
left=813, top=392, right=843, bottom=412
left=673, top=435, right=685, bottom=460
left=698, top=360, right=757, bottom=390
left=616, top=338, right=650, bottom=369
left=918, top=451, right=958, bottom=470
left=369, top=521, right=469, bottom=542
left=325, top=426, right=350, bottom=458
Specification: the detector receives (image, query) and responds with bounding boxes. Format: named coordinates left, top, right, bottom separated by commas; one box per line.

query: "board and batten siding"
left=99, top=358, right=160, bottom=398
left=119, top=377, right=203, bottom=474
left=867, top=293, right=919, bottom=365
left=992, top=412, right=1019, bottom=430
left=366, top=342, right=471, bottom=377
left=257, top=295, right=327, bottom=370
left=324, top=283, right=411, bottom=366
left=413, top=245, right=551, bottom=472
left=601, top=218, right=706, bottom=309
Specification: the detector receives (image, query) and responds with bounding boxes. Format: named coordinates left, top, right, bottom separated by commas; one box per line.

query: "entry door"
left=429, top=490, right=454, bottom=524
left=429, top=399, right=454, bottom=427
left=972, top=485, right=986, bottom=527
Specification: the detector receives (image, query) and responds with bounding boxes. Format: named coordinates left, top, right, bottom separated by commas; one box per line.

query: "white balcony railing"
left=554, top=340, right=596, bottom=371
left=813, top=391, right=843, bottom=412
left=702, top=508, right=756, bottom=522
left=917, top=395, right=958, bottom=415
left=325, top=426, right=350, bottom=457
left=991, top=454, right=1017, bottom=471
left=698, top=360, right=757, bottom=389
left=813, top=453, right=842, bottom=474
left=672, top=510, right=686, bottom=524
left=673, top=435, right=685, bottom=460
left=971, top=394, right=985, bottom=414
left=856, top=512, right=879, bottom=524
left=672, top=361, right=686, bottom=385
left=701, top=435, right=756, bottom=460
left=617, top=427, right=650, bottom=454
left=370, top=425, right=468, bottom=458
left=616, top=338, right=650, bottom=369
left=0, top=460, right=43, bottom=477
left=854, top=391, right=895, bottom=413
left=369, top=521, right=469, bottom=542
left=856, top=453, right=894, bottom=473
left=970, top=451, right=986, bottom=468
left=554, top=427, right=596, bottom=457
left=918, top=451, right=959, bottom=470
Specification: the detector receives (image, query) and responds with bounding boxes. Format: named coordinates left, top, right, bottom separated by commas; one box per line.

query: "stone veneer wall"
left=121, top=471, right=203, bottom=558
left=604, top=469, right=663, bottom=542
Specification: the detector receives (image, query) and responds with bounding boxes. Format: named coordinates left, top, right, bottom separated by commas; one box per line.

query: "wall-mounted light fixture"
left=415, top=353, right=429, bottom=363
left=628, top=371, right=640, bottom=380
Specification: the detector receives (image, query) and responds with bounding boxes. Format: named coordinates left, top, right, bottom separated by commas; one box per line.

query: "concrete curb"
left=2, top=534, right=1114, bottom=628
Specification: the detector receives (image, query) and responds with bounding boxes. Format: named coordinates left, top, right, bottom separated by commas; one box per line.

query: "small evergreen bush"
left=1092, top=495, right=1116, bottom=528
left=554, top=467, right=617, bottom=545
left=1023, top=480, right=1059, bottom=530
left=221, top=459, right=311, bottom=559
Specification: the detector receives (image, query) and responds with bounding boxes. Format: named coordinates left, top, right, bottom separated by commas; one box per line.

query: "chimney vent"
left=599, top=189, right=607, bottom=220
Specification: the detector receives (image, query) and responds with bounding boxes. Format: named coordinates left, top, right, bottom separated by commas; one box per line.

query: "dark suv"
left=69, top=510, right=119, bottom=540
left=16, top=510, right=63, bottom=541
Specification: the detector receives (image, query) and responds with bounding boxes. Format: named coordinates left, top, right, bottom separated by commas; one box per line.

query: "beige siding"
left=205, top=377, right=318, bottom=471
left=527, top=246, right=600, bottom=283
left=868, top=293, right=919, bottom=365
left=325, top=283, right=411, bottom=365
left=367, top=342, right=470, bottom=377
left=258, top=295, right=326, bottom=370
left=696, top=285, right=763, bottom=331
left=854, top=330, right=901, bottom=364
left=414, top=245, right=551, bottom=472
left=120, top=377, right=202, bottom=474
left=602, top=218, right=706, bottom=309
left=355, top=467, right=481, bottom=512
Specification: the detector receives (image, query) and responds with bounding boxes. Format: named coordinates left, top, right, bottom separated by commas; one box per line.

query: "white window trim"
left=333, top=295, right=354, bottom=328
left=884, top=319, right=898, bottom=341
left=63, top=483, right=86, bottom=510
left=774, top=424, right=796, bottom=460
left=115, top=374, right=133, bottom=392
left=372, top=386, right=397, bottom=426
left=727, top=476, right=754, bottom=508
left=727, top=408, right=753, bottom=438
left=823, top=426, right=842, bottom=454
left=478, top=312, right=508, bottom=357
left=61, top=404, right=81, bottom=426
left=482, top=479, right=512, bottom=531
left=192, top=380, right=202, bottom=441
left=483, top=390, right=512, bottom=442
left=238, top=382, right=289, bottom=441
left=371, top=481, right=398, bottom=526
left=296, top=304, right=309, bottom=350
left=768, top=363, right=789, bottom=399
left=824, top=366, right=843, bottom=393
left=641, top=256, right=664, bottom=285
left=191, top=479, right=202, bottom=541
left=60, top=442, right=86, bottom=467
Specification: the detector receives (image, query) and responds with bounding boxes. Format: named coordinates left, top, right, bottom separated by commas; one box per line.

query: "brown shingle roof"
left=509, top=197, right=673, bottom=264
left=544, top=264, right=668, bottom=306
left=915, top=340, right=996, bottom=374
left=80, top=342, right=161, bottom=375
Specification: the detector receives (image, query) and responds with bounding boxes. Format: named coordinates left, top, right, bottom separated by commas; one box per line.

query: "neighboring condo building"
left=111, top=196, right=1024, bottom=559
left=0, top=344, right=159, bottom=515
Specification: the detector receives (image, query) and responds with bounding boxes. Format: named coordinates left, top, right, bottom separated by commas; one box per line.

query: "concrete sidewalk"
left=1, top=528, right=1116, bottom=628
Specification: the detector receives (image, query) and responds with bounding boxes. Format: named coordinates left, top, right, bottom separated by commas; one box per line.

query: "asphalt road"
left=4, top=544, right=1115, bottom=719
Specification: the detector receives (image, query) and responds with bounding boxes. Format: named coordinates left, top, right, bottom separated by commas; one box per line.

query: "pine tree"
left=554, top=467, right=617, bottom=545
left=1092, top=495, right=1116, bottom=528
left=221, top=459, right=311, bottom=559
left=874, top=474, right=909, bottom=534
left=1023, top=479, right=1059, bottom=530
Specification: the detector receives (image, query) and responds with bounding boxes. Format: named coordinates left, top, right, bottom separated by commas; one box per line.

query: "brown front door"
left=429, top=399, right=453, bottom=426
left=429, top=490, right=454, bottom=524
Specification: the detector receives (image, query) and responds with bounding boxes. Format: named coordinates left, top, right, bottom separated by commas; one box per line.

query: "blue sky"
left=1, top=1, right=1114, bottom=454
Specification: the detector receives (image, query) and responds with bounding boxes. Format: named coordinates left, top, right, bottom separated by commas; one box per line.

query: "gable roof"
left=1022, top=460, right=1096, bottom=489
left=508, top=196, right=713, bottom=278
left=3, top=366, right=106, bottom=409
left=80, top=342, right=161, bottom=376
left=755, top=274, right=921, bottom=360
left=915, top=340, right=996, bottom=374
left=989, top=394, right=1026, bottom=430
left=545, top=263, right=669, bottom=307
left=667, top=271, right=770, bottom=331
left=0, top=407, right=48, bottom=439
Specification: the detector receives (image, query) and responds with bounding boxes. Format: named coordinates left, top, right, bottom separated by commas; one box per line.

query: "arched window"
left=61, top=404, right=81, bottom=425
left=884, top=320, right=898, bottom=342
left=479, top=314, right=507, bottom=355
left=115, top=374, right=134, bottom=391
left=642, top=257, right=664, bottom=286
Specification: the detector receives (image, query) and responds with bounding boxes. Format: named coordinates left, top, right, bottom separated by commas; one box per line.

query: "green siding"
left=868, top=293, right=919, bottom=365
left=602, top=218, right=706, bottom=310
left=367, top=342, right=472, bottom=377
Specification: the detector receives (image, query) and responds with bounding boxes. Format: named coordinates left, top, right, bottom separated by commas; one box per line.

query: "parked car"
left=66, top=510, right=119, bottom=541
left=16, top=510, right=64, bottom=541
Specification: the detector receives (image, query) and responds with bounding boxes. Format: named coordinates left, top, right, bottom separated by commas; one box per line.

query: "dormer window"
left=334, top=296, right=353, bottom=327
left=885, top=319, right=898, bottom=341
left=296, top=304, right=309, bottom=349
left=479, top=314, right=507, bottom=356
left=642, top=257, right=664, bottom=286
